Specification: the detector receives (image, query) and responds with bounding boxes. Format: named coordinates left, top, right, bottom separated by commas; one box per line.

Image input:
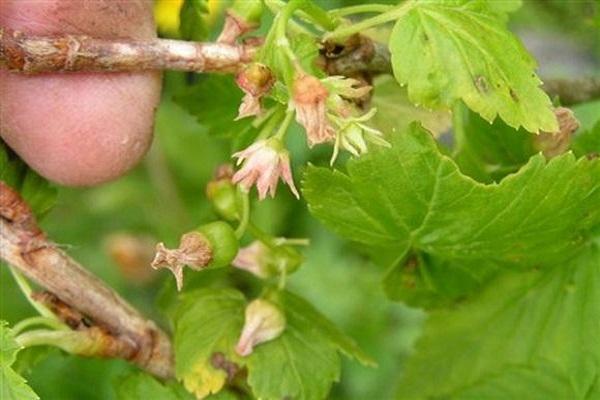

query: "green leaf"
left=173, top=75, right=251, bottom=138
left=370, top=76, right=451, bottom=137
left=0, top=322, right=39, bottom=400
left=382, top=253, right=504, bottom=307
left=303, top=124, right=600, bottom=306
left=174, top=288, right=245, bottom=399
left=173, top=288, right=371, bottom=400
left=12, top=347, right=57, bottom=376
left=572, top=121, right=600, bottom=158
left=245, top=311, right=340, bottom=400
left=115, top=372, right=194, bottom=400
left=486, top=0, right=522, bottom=17
left=179, top=0, right=209, bottom=41
left=453, top=107, right=536, bottom=183
left=245, top=290, right=370, bottom=400
left=397, top=242, right=600, bottom=399
left=454, top=361, right=583, bottom=400
left=389, top=0, right=557, bottom=133
left=572, top=99, right=600, bottom=131
left=0, top=322, right=20, bottom=366
left=0, top=141, right=56, bottom=217
left=269, top=291, right=375, bottom=367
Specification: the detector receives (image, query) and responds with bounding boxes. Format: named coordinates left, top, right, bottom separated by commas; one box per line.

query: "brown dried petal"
left=151, top=231, right=212, bottom=291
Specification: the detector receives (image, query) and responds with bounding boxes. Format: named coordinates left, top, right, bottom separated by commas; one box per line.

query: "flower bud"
left=152, top=222, right=238, bottom=290
left=232, top=240, right=303, bottom=279
left=235, top=299, right=286, bottom=356
left=206, top=165, right=244, bottom=221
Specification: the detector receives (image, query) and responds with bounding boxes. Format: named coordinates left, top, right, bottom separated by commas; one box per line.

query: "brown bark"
left=0, top=27, right=257, bottom=74
left=0, top=181, right=173, bottom=379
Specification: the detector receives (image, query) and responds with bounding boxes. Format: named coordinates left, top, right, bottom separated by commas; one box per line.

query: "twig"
left=2, top=27, right=598, bottom=105
left=0, top=27, right=257, bottom=74
left=542, top=77, right=600, bottom=106
left=0, top=181, right=173, bottom=379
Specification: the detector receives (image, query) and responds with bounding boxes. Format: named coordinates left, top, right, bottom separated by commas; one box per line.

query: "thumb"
left=0, top=0, right=162, bottom=186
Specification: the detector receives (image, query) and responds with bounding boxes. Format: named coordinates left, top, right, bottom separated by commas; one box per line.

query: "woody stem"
left=0, top=27, right=258, bottom=74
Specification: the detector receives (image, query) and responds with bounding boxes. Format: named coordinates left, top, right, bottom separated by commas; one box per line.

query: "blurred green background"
left=1, top=1, right=598, bottom=399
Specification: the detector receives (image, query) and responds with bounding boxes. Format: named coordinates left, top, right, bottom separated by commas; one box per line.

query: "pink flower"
left=293, top=75, right=335, bottom=146
left=232, top=139, right=299, bottom=200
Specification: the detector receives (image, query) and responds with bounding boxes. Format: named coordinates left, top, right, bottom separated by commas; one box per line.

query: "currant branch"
left=0, top=27, right=257, bottom=74
left=0, top=181, right=174, bottom=379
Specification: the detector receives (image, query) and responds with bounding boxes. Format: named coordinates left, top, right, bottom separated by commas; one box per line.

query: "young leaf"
left=389, top=0, right=557, bottom=133
left=303, top=124, right=600, bottom=306
left=179, top=0, right=209, bottom=41
left=0, top=322, right=39, bottom=400
left=174, top=288, right=245, bottom=399
left=397, top=243, right=600, bottom=399
left=0, top=141, right=56, bottom=217
left=115, top=372, right=194, bottom=400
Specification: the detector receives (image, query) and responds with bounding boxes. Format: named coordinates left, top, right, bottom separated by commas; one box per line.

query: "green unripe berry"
left=197, top=221, right=239, bottom=268
left=206, top=179, right=244, bottom=222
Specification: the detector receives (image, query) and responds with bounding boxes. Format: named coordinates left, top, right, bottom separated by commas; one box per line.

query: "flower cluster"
left=231, top=55, right=389, bottom=200
left=293, top=74, right=389, bottom=163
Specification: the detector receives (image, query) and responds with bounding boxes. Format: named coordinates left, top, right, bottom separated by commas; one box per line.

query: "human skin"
left=0, top=0, right=162, bottom=186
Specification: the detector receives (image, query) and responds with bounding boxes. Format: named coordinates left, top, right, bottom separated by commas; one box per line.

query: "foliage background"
left=1, top=0, right=599, bottom=399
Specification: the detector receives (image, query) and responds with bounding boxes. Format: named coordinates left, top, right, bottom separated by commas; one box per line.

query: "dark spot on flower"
left=509, top=88, right=519, bottom=102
